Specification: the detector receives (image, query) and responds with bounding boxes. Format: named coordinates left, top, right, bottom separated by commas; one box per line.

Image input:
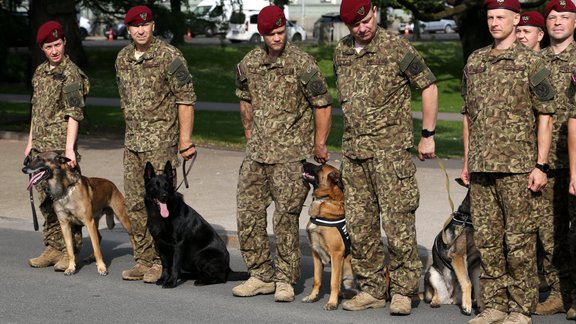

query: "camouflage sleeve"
left=568, top=72, right=576, bottom=108
left=529, top=65, right=555, bottom=115
left=299, top=65, right=332, bottom=108
left=460, top=67, right=468, bottom=115
left=62, top=68, right=86, bottom=122
left=235, top=62, right=251, bottom=102
left=166, top=56, right=196, bottom=106
left=399, top=46, right=436, bottom=90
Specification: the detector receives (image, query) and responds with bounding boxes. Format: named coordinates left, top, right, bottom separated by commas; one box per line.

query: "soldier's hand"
left=528, top=168, right=547, bottom=192
left=460, top=168, right=471, bottom=186
left=179, top=143, right=196, bottom=161
left=570, top=177, right=576, bottom=196
left=314, top=143, right=329, bottom=164
left=65, top=148, right=77, bottom=168
left=417, top=137, right=436, bottom=161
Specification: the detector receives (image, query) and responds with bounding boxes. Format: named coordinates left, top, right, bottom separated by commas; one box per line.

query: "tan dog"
left=22, top=152, right=135, bottom=276
left=301, top=162, right=358, bottom=310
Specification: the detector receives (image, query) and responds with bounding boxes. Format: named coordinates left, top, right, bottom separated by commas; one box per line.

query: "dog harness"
left=310, top=217, right=351, bottom=257
left=435, top=212, right=475, bottom=272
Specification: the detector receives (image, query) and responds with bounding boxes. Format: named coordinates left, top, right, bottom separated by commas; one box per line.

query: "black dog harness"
left=435, top=212, right=474, bottom=271
left=310, top=216, right=351, bottom=257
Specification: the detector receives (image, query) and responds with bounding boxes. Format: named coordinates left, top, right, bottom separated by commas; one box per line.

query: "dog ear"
left=144, top=162, right=155, bottom=183
left=56, top=154, right=71, bottom=165
left=328, top=170, right=344, bottom=191
left=164, top=161, right=173, bottom=179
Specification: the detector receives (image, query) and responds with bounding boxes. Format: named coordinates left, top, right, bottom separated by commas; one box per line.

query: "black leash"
left=175, top=150, right=197, bottom=191
left=23, top=156, right=39, bottom=231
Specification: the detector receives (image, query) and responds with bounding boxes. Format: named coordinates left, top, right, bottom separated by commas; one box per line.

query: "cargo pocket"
left=389, top=150, right=419, bottom=213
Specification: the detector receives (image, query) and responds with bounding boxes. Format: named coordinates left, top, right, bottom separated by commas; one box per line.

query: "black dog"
left=144, top=161, right=248, bottom=288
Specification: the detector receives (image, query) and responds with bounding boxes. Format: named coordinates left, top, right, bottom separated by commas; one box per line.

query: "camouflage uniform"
left=116, top=36, right=196, bottom=267
left=534, top=43, right=576, bottom=296
left=461, top=42, right=555, bottom=315
left=30, top=55, right=89, bottom=252
left=333, top=27, right=436, bottom=299
left=235, top=43, right=331, bottom=284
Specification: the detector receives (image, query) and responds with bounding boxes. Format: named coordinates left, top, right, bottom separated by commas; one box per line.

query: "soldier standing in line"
left=232, top=5, right=332, bottom=302
left=515, top=11, right=545, bottom=51
left=532, top=0, right=576, bottom=317
left=566, top=73, right=576, bottom=322
left=25, top=21, right=89, bottom=271
left=116, top=5, right=196, bottom=283
left=460, top=1, right=555, bottom=323
left=333, top=0, right=438, bottom=315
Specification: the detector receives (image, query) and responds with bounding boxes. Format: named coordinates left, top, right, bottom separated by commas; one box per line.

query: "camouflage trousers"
left=30, top=149, right=82, bottom=253
left=124, top=147, right=178, bottom=267
left=341, top=149, right=422, bottom=299
left=236, top=158, right=309, bottom=284
left=532, top=169, right=575, bottom=295
left=470, top=172, right=538, bottom=315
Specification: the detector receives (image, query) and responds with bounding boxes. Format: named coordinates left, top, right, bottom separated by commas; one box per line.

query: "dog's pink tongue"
left=159, top=202, right=169, bottom=218
left=26, top=171, right=46, bottom=191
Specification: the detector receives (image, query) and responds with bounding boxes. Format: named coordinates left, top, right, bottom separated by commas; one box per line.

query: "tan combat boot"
left=232, top=277, right=275, bottom=297
left=122, top=263, right=150, bottom=280
left=29, top=246, right=62, bottom=268
left=53, top=253, right=70, bottom=272
left=390, top=294, right=412, bottom=315
left=342, top=291, right=386, bottom=311
left=468, top=308, right=507, bottom=324
left=501, top=312, right=532, bottom=324
left=534, top=290, right=566, bottom=315
left=143, top=264, right=162, bottom=283
left=274, top=282, right=294, bottom=302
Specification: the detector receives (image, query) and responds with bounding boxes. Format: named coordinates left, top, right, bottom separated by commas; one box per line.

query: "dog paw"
left=461, top=306, right=472, bottom=316
left=430, top=302, right=441, bottom=308
left=64, top=268, right=76, bottom=276
left=302, top=295, right=320, bottom=303
left=323, top=303, right=338, bottom=311
left=98, top=269, right=108, bottom=276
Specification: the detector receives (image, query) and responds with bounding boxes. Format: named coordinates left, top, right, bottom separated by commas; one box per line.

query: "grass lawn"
left=0, top=102, right=464, bottom=158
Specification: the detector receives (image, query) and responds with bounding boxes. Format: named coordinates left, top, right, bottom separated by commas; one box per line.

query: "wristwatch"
left=535, top=163, right=550, bottom=173
left=421, top=129, right=435, bottom=138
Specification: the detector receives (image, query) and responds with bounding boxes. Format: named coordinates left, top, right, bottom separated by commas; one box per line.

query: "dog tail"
left=227, top=269, right=249, bottom=281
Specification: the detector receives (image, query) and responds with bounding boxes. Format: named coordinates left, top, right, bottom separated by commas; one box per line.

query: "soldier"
left=25, top=21, right=89, bottom=271
left=116, top=5, right=196, bottom=283
left=232, top=5, right=332, bottom=302
left=515, top=11, right=545, bottom=51
left=460, top=1, right=555, bottom=323
left=532, top=0, right=576, bottom=317
left=566, top=79, right=576, bottom=322
left=333, top=0, right=438, bottom=315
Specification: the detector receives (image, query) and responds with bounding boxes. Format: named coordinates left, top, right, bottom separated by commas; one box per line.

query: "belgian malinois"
left=301, top=162, right=358, bottom=310
left=22, top=151, right=135, bottom=276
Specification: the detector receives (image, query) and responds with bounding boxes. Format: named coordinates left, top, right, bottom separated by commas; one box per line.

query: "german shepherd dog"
left=301, top=162, right=358, bottom=310
left=22, top=151, right=136, bottom=276
left=144, top=161, right=249, bottom=288
left=424, top=178, right=481, bottom=315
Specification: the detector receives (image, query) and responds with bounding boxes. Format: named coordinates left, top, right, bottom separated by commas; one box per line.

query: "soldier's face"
left=41, top=38, right=65, bottom=66
left=128, top=22, right=154, bottom=50
left=487, top=9, right=520, bottom=41
left=515, top=26, right=544, bottom=51
left=546, top=10, right=576, bottom=42
left=262, top=25, right=287, bottom=57
left=347, top=6, right=378, bottom=45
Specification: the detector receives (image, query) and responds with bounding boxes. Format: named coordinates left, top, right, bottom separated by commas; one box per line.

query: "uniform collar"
left=341, top=27, right=383, bottom=57
left=127, top=36, right=160, bottom=62
left=42, top=55, right=69, bottom=74
left=482, top=41, right=520, bottom=63
left=544, top=41, right=576, bottom=62
left=258, top=42, right=292, bottom=68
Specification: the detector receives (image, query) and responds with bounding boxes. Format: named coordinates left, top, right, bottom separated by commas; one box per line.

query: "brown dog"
left=301, top=162, right=357, bottom=310
left=22, top=151, right=135, bottom=276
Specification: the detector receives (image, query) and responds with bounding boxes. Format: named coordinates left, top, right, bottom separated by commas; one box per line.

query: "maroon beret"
left=340, top=0, right=371, bottom=25
left=36, top=21, right=64, bottom=45
left=518, top=11, right=545, bottom=28
left=124, top=5, right=154, bottom=26
left=544, top=0, right=576, bottom=18
left=483, top=0, right=521, bottom=13
left=257, top=6, right=286, bottom=35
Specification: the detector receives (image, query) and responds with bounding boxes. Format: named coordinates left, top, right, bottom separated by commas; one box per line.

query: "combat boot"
left=232, top=277, right=275, bottom=297
left=274, top=282, right=294, bottom=302
left=468, top=308, right=507, bottom=324
left=390, top=294, right=412, bottom=315
left=342, top=291, right=386, bottom=311
left=122, top=263, right=150, bottom=280
left=143, top=264, right=162, bottom=283
left=29, top=246, right=62, bottom=268
left=501, top=312, right=531, bottom=324
left=534, top=290, right=566, bottom=315
left=53, top=253, right=70, bottom=272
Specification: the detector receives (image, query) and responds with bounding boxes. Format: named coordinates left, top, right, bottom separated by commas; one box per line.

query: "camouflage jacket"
left=235, top=43, right=332, bottom=163
left=31, top=55, right=89, bottom=152
left=116, top=37, right=196, bottom=152
left=541, top=42, right=576, bottom=169
left=333, top=27, right=436, bottom=159
left=462, top=42, right=556, bottom=173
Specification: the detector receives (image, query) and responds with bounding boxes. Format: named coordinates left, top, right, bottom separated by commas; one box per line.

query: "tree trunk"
left=29, top=0, right=86, bottom=71
left=170, top=0, right=185, bottom=46
left=455, top=7, right=492, bottom=62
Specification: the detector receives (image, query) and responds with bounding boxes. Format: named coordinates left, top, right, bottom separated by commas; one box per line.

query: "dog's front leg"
left=302, top=250, right=323, bottom=305
left=450, top=252, right=472, bottom=315
left=84, top=215, right=108, bottom=275
left=163, top=242, right=182, bottom=288
left=156, top=242, right=172, bottom=286
left=325, top=250, right=345, bottom=310
left=59, top=219, right=77, bottom=276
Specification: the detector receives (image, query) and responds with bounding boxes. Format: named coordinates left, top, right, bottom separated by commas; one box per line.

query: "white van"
left=190, top=0, right=233, bottom=36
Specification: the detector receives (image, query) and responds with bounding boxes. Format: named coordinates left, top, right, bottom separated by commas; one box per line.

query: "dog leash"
left=175, top=151, right=198, bottom=191
left=436, top=158, right=455, bottom=213
left=23, top=156, right=39, bottom=231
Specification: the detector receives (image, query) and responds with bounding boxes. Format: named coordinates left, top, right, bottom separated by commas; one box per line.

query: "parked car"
left=286, top=20, right=306, bottom=42
left=103, top=22, right=129, bottom=40
left=397, top=21, right=425, bottom=34
left=78, top=16, right=92, bottom=40
left=423, top=19, right=458, bottom=33
left=313, top=12, right=341, bottom=39
left=226, top=11, right=306, bottom=43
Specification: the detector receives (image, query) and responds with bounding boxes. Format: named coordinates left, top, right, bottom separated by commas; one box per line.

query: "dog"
left=301, top=162, right=358, bottom=310
left=424, top=178, right=481, bottom=315
left=144, top=161, right=249, bottom=288
left=22, top=151, right=136, bottom=276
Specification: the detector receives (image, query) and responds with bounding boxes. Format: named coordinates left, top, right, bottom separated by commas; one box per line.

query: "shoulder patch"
left=529, top=68, right=550, bottom=88
left=63, top=83, right=84, bottom=107
left=167, top=57, right=192, bottom=86
left=300, top=68, right=318, bottom=85
left=530, top=67, right=554, bottom=101
left=399, top=52, right=416, bottom=73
